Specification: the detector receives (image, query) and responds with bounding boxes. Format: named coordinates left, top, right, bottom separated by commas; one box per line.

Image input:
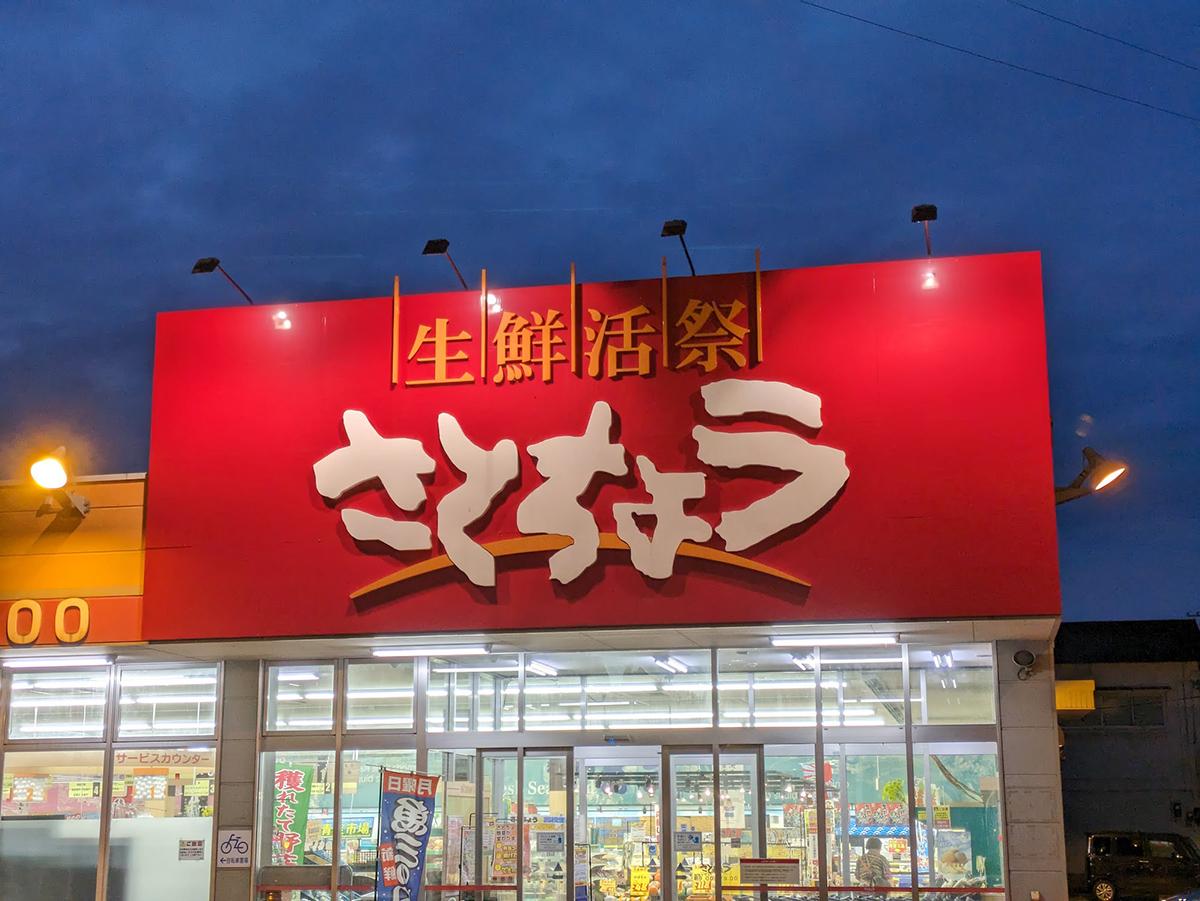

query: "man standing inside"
left=855, top=837, right=892, bottom=887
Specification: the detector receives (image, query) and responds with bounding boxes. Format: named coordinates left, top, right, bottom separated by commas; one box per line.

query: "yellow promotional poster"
left=934, top=806, right=952, bottom=829
left=629, top=866, right=651, bottom=897
left=69, top=781, right=96, bottom=799
left=183, top=779, right=211, bottom=797
left=690, top=865, right=714, bottom=895
left=599, top=878, right=618, bottom=897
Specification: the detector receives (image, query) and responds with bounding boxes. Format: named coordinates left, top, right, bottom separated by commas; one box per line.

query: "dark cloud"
left=2, top=1, right=1197, bottom=619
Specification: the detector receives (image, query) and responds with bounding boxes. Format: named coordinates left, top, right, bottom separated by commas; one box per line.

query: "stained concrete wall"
left=998, top=639, right=1068, bottom=901
left=214, top=660, right=258, bottom=901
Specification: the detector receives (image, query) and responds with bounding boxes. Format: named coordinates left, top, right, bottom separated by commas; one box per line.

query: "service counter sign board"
left=143, top=252, right=1059, bottom=641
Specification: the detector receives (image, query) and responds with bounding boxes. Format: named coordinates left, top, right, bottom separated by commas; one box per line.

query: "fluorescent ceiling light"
left=16, top=678, right=107, bottom=691
left=274, top=669, right=321, bottom=682
left=348, top=691, right=417, bottom=705
left=558, top=700, right=631, bottom=707
left=129, top=694, right=215, bottom=705
left=374, top=645, right=489, bottom=658
left=527, top=660, right=558, bottom=678
left=653, top=656, right=688, bottom=674
left=11, top=696, right=107, bottom=708
left=430, top=664, right=518, bottom=674
left=821, top=656, right=904, bottom=665
left=792, top=654, right=815, bottom=671
left=18, top=722, right=104, bottom=733
left=770, top=635, right=897, bottom=648
left=281, top=718, right=334, bottom=729
left=3, top=656, right=110, bottom=669
left=120, top=673, right=216, bottom=687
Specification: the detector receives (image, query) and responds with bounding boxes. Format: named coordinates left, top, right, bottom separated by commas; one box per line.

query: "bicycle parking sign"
left=217, top=828, right=252, bottom=868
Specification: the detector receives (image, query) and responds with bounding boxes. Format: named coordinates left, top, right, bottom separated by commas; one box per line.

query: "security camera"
left=1013, top=649, right=1036, bottom=681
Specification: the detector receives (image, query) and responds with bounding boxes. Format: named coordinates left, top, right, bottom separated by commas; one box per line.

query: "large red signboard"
left=143, top=252, right=1059, bottom=641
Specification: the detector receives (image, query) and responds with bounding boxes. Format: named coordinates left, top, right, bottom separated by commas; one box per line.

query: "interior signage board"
left=143, top=253, right=1059, bottom=640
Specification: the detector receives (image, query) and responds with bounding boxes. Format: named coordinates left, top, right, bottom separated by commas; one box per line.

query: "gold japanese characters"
left=403, top=296, right=757, bottom=387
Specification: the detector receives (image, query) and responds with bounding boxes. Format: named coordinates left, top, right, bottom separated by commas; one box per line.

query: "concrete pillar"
left=997, top=639, right=1068, bottom=901
left=215, top=660, right=259, bottom=901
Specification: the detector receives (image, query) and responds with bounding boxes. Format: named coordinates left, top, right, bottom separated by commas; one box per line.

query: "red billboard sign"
left=143, top=252, right=1059, bottom=641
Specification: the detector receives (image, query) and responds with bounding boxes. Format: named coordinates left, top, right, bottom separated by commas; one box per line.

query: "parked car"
left=1087, top=832, right=1200, bottom=900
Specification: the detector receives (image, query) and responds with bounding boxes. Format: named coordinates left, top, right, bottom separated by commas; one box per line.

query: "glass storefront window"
left=265, top=664, right=335, bottom=732
left=826, top=743, right=912, bottom=900
left=576, top=750, right=661, bottom=901
left=524, top=753, right=569, bottom=901
left=718, top=649, right=818, bottom=727
left=427, top=750, right=478, bottom=888
left=107, top=746, right=216, bottom=901
left=257, top=750, right=336, bottom=868
left=427, top=655, right=519, bottom=732
left=909, top=645, right=996, bottom=725
left=821, top=647, right=906, bottom=727
left=117, top=664, right=218, bottom=737
left=914, top=741, right=1004, bottom=893
left=719, top=751, right=760, bottom=897
left=7, top=667, right=110, bottom=740
left=338, top=749, right=417, bottom=892
left=0, top=749, right=105, bottom=901
left=483, top=750, right=520, bottom=888
left=764, top=747, right=820, bottom=889
left=525, top=651, right=712, bottom=731
left=345, top=661, right=415, bottom=730
left=669, top=753, right=716, bottom=898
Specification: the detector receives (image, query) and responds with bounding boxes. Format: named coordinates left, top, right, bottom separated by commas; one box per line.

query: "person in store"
left=855, top=837, right=892, bottom=887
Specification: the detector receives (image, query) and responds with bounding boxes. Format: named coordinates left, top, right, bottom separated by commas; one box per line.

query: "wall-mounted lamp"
left=30, top=447, right=90, bottom=517
left=1055, top=447, right=1128, bottom=505
left=421, top=238, right=469, bottom=290
left=191, top=257, right=255, bottom=305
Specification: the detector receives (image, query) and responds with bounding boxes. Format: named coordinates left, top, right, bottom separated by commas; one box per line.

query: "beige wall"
left=0, top=475, right=145, bottom=600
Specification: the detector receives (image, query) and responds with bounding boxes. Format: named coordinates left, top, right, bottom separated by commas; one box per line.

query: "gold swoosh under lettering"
left=350, top=532, right=809, bottom=599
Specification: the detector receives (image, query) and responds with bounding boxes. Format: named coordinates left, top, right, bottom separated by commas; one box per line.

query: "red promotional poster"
left=143, top=252, right=1058, bottom=641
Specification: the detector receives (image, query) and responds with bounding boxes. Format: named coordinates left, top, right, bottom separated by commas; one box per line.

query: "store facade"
left=0, top=252, right=1068, bottom=901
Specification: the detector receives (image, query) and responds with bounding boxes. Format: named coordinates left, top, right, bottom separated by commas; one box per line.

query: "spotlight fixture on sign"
left=191, top=257, right=255, bottom=305
left=29, top=447, right=90, bottom=517
left=273, top=310, right=292, bottom=330
left=421, top=238, right=469, bottom=291
left=1054, top=447, right=1128, bottom=505
left=911, top=204, right=937, bottom=257
left=484, top=292, right=502, bottom=315
left=660, top=219, right=696, bottom=277
left=922, top=270, right=939, bottom=291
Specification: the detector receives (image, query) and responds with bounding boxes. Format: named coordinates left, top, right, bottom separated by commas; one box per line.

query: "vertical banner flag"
left=273, top=764, right=314, bottom=865
left=378, top=770, right=440, bottom=901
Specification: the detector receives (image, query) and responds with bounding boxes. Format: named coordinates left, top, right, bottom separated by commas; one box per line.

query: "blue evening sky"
left=1, top=2, right=1196, bottom=620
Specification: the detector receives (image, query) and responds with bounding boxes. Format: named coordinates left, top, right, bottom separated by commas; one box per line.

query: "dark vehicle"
left=1087, top=832, right=1200, bottom=900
